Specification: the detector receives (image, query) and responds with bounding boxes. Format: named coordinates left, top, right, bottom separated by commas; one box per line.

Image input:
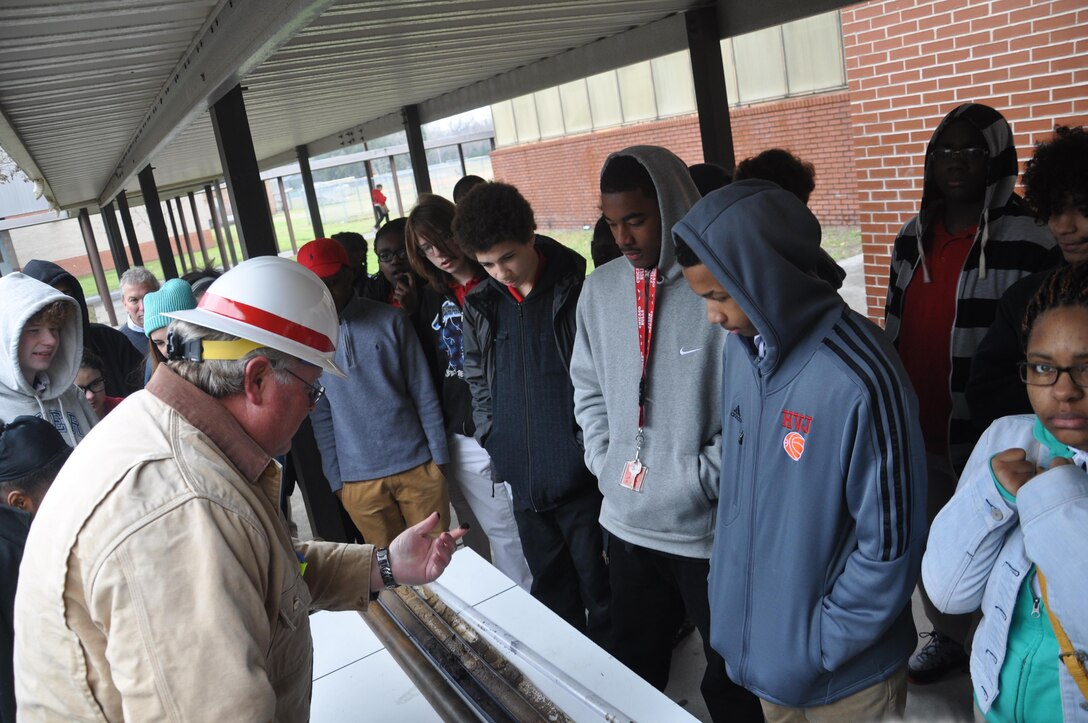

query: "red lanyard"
left=634, top=267, right=658, bottom=427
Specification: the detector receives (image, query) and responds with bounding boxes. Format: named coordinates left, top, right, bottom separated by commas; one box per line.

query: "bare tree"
left=0, top=145, right=30, bottom=185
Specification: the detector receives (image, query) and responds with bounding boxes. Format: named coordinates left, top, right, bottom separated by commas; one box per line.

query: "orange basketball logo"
left=783, top=432, right=805, bottom=461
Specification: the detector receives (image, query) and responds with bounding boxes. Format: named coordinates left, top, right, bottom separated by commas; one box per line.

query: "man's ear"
left=6, top=489, right=28, bottom=511
left=243, top=356, right=274, bottom=406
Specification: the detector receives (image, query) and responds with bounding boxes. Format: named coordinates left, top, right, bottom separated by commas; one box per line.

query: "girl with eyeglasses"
left=923, top=262, right=1088, bottom=722
left=75, top=349, right=122, bottom=420
left=404, top=194, right=533, bottom=591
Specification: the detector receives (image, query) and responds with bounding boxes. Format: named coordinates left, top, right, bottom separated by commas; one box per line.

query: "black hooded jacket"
left=22, top=260, right=144, bottom=398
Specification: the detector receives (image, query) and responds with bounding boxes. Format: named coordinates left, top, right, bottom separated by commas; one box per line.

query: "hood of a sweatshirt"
left=915, top=102, right=1020, bottom=280
left=600, top=145, right=701, bottom=283
left=673, top=180, right=845, bottom=379
left=22, top=259, right=92, bottom=329
left=0, top=273, right=84, bottom=401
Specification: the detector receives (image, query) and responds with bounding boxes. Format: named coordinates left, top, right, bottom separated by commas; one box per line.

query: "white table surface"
left=310, top=548, right=697, bottom=722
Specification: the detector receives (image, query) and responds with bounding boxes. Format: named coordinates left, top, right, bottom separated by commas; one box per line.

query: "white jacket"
left=923, top=415, right=1088, bottom=720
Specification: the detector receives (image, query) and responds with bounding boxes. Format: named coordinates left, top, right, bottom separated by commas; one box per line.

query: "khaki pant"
left=340, top=460, right=450, bottom=547
left=760, top=667, right=908, bottom=723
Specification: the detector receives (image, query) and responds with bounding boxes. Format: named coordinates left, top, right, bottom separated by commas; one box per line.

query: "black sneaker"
left=908, top=631, right=968, bottom=684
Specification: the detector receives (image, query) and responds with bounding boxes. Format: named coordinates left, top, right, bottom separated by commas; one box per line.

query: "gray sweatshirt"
left=570, top=145, right=726, bottom=558
left=310, top=295, right=449, bottom=490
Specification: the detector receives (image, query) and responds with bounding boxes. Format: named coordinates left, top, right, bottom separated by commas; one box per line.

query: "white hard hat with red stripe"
left=163, top=256, right=345, bottom=377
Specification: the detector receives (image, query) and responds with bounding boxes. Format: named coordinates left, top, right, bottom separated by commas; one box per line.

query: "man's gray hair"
left=165, top=319, right=296, bottom=398
left=119, top=266, right=160, bottom=292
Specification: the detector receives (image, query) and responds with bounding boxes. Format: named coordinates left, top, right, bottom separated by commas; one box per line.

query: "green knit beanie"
left=143, top=278, right=197, bottom=337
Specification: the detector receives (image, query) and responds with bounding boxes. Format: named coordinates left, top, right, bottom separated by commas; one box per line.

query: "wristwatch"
left=375, top=547, right=398, bottom=589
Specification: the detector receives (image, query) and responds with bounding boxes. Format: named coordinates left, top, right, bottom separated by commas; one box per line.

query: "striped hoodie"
left=674, top=180, right=928, bottom=707
left=884, top=103, right=1058, bottom=472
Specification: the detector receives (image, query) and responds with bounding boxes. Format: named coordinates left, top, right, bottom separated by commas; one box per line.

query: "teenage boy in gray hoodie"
left=570, top=146, right=762, bottom=721
left=0, top=274, right=96, bottom=446
left=674, top=179, right=927, bottom=721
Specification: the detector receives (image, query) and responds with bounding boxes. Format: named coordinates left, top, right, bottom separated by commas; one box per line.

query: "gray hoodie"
left=0, top=274, right=96, bottom=445
left=570, top=146, right=726, bottom=558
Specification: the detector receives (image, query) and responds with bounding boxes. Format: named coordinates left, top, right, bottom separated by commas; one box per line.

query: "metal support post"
left=137, top=166, right=179, bottom=279
left=389, top=156, right=404, bottom=217
left=209, top=85, right=278, bottom=258
left=116, top=190, right=144, bottom=266
left=78, top=208, right=118, bottom=325
left=204, top=185, right=230, bottom=269
left=686, top=6, right=735, bottom=170
left=276, top=176, right=298, bottom=253
left=457, top=143, right=468, bottom=177
left=403, top=104, right=432, bottom=195
left=101, top=202, right=130, bottom=276
left=165, top=199, right=190, bottom=275
left=214, top=183, right=240, bottom=265
left=187, top=192, right=212, bottom=268
left=296, top=145, right=325, bottom=239
left=174, top=196, right=198, bottom=269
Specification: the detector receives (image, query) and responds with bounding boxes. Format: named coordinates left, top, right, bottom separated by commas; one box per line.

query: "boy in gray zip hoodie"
left=674, top=179, right=928, bottom=719
left=570, top=146, right=762, bottom=721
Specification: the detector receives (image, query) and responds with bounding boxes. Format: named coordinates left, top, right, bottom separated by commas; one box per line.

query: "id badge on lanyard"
left=621, top=267, right=657, bottom=492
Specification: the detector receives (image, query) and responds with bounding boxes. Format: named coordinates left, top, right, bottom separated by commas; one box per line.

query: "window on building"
left=491, top=100, right=518, bottom=146
left=535, top=86, right=566, bottom=139
left=651, top=51, right=696, bottom=118
left=732, top=26, right=788, bottom=104
left=558, top=79, right=593, bottom=134
left=510, top=94, right=541, bottom=143
left=490, top=10, right=845, bottom=146
left=586, top=70, right=623, bottom=129
left=782, top=12, right=846, bottom=96
left=723, top=11, right=846, bottom=106
left=617, top=61, right=657, bottom=123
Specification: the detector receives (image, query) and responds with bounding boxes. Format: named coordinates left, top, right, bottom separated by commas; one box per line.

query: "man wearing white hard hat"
left=13, top=256, right=467, bottom=721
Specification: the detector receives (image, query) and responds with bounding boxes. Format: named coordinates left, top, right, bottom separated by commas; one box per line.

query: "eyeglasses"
left=1018, top=362, right=1088, bottom=388
left=929, top=147, right=988, bottom=163
left=283, top=367, right=326, bottom=406
left=377, top=248, right=409, bottom=263
left=417, top=241, right=442, bottom=258
left=76, top=377, right=105, bottom=395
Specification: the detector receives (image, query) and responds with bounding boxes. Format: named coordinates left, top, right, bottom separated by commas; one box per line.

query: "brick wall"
left=731, top=93, right=859, bottom=227
left=843, top=0, right=1088, bottom=319
left=489, top=92, right=859, bottom=230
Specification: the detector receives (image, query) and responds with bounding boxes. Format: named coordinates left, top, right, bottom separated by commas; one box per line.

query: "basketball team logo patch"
left=783, top=431, right=806, bottom=461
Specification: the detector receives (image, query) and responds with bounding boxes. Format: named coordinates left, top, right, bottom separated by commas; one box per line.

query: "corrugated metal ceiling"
left=0, top=0, right=837, bottom=210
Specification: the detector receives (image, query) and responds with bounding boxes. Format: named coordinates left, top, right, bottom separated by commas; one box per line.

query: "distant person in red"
left=372, top=184, right=391, bottom=230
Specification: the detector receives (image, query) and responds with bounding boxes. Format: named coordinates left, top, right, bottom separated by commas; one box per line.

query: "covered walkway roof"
left=0, top=0, right=846, bottom=212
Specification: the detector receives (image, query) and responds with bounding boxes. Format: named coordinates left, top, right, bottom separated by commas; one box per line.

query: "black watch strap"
left=376, top=547, right=397, bottom=589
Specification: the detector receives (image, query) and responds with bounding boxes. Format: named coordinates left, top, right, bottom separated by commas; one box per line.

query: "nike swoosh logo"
left=679, top=347, right=703, bottom=356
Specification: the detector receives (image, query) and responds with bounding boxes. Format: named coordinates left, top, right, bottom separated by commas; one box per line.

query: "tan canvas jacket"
left=14, top=366, right=374, bottom=721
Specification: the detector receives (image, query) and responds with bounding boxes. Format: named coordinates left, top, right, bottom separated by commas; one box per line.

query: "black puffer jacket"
left=462, top=236, right=592, bottom=511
